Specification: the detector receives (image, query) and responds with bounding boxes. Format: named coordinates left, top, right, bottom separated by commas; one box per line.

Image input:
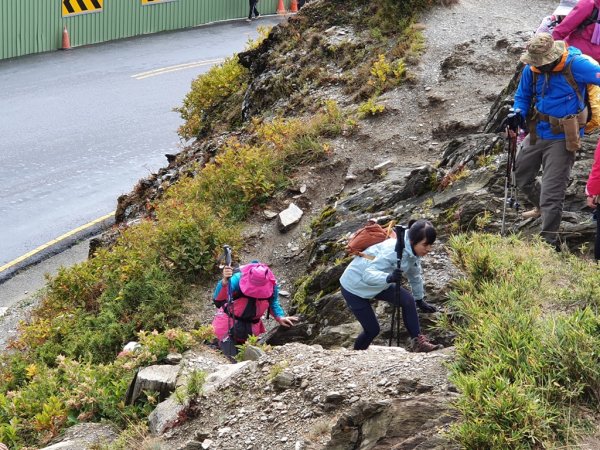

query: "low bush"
left=445, top=233, right=600, bottom=448
left=0, top=328, right=200, bottom=448
left=176, top=56, right=249, bottom=139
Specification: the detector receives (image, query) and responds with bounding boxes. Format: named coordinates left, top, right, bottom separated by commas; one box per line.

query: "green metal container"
left=0, top=0, right=284, bottom=60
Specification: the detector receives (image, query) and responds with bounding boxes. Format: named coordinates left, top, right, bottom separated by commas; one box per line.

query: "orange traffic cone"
left=290, top=0, right=298, bottom=12
left=277, top=0, right=286, bottom=14
left=61, top=26, right=71, bottom=50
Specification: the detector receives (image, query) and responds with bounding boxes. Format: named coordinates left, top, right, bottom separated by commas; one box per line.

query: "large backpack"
left=346, top=219, right=396, bottom=259
left=213, top=262, right=274, bottom=343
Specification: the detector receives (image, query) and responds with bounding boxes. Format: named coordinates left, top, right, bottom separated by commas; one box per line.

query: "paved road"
left=0, top=16, right=282, bottom=269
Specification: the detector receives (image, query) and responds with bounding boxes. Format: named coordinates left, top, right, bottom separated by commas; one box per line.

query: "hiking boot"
left=522, top=207, right=541, bottom=219
left=410, top=335, right=443, bottom=353
left=416, top=298, right=437, bottom=313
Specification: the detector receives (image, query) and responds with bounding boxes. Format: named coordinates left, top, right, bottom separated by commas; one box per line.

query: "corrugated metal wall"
left=0, top=0, right=283, bottom=60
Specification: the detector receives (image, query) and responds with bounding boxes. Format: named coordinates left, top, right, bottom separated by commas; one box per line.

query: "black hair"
left=407, top=219, right=436, bottom=245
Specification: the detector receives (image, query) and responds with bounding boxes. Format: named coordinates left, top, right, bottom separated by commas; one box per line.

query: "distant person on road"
left=339, top=220, right=443, bottom=353
left=247, top=0, right=260, bottom=22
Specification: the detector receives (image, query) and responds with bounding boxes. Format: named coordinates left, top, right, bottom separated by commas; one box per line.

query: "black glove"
left=416, top=298, right=437, bottom=313
left=498, top=108, right=525, bottom=133
left=386, top=268, right=402, bottom=283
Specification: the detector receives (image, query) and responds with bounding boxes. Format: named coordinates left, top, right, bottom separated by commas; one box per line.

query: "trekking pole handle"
left=223, top=245, right=232, bottom=271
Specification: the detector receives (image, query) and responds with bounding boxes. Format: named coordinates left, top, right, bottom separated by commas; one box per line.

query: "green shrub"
left=358, top=97, right=385, bottom=118
left=0, top=328, right=201, bottom=447
left=176, top=56, right=249, bottom=139
left=446, top=233, right=600, bottom=448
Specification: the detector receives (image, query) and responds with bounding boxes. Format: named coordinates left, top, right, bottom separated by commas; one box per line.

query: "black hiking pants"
left=248, top=0, right=259, bottom=19
left=341, top=285, right=420, bottom=350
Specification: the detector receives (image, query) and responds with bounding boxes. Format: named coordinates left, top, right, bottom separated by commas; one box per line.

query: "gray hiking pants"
left=514, top=135, right=575, bottom=245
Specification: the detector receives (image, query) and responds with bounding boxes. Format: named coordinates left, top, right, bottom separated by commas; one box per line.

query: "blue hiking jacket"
left=513, top=46, right=600, bottom=140
left=339, top=232, right=425, bottom=300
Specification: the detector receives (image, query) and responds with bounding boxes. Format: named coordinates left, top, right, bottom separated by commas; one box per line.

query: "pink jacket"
left=553, top=0, right=600, bottom=62
left=586, top=140, right=600, bottom=195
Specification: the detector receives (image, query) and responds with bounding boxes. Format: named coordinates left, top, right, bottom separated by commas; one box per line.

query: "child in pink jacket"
left=586, top=141, right=600, bottom=259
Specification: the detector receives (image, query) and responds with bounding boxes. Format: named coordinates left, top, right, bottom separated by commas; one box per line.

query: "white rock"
left=373, top=160, right=393, bottom=171
left=123, top=341, right=141, bottom=352
left=263, top=210, right=278, bottom=220
left=278, top=203, right=304, bottom=232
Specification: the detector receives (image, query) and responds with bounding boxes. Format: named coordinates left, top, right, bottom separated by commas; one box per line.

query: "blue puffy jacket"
left=514, top=46, right=600, bottom=140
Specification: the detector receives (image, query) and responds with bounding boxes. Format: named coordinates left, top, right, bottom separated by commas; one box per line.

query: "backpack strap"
left=578, top=5, right=599, bottom=31
left=562, top=59, right=585, bottom=106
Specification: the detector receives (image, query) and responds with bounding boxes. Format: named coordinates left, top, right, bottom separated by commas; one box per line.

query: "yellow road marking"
left=0, top=211, right=114, bottom=274
left=131, top=59, right=224, bottom=80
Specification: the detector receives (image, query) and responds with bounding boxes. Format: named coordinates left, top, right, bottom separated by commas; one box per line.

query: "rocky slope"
left=45, top=0, right=600, bottom=448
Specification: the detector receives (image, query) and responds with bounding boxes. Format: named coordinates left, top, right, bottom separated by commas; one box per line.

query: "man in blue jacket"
left=506, top=33, right=600, bottom=248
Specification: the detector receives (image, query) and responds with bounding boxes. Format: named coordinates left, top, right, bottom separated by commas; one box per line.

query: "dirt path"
left=227, top=0, right=557, bottom=316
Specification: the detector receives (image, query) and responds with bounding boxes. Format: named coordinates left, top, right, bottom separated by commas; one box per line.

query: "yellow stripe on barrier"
left=131, top=59, right=224, bottom=80
left=62, top=0, right=104, bottom=17
left=0, top=211, right=114, bottom=274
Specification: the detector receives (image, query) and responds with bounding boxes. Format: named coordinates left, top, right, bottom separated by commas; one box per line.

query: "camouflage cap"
left=520, top=33, right=565, bottom=67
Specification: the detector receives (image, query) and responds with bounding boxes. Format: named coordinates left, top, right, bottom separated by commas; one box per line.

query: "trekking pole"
left=501, top=128, right=518, bottom=236
left=222, top=245, right=237, bottom=359
left=389, top=230, right=405, bottom=347
left=388, top=306, right=397, bottom=347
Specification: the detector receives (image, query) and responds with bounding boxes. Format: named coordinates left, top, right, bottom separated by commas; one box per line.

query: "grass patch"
left=444, top=233, right=600, bottom=448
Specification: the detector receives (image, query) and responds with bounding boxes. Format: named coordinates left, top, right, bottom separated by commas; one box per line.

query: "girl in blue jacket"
left=339, top=219, right=442, bottom=352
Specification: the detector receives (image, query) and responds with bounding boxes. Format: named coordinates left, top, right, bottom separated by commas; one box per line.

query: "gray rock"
left=40, top=423, right=118, bottom=449
left=129, top=364, right=180, bottom=404
left=242, top=345, right=266, bottom=361
left=272, top=370, right=295, bottom=391
left=278, top=203, right=304, bottom=232
left=325, top=391, right=345, bottom=403
left=264, top=209, right=278, bottom=220
left=179, top=440, right=203, bottom=450
left=203, top=361, right=252, bottom=394
left=166, top=352, right=183, bottom=365
left=148, top=397, right=186, bottom=435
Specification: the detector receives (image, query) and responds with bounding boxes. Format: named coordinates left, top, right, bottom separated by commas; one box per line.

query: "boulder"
left=127, top=364, right=180, bottom=405
left=203, top=361, right=253, bottom=394
left=149, top=397, right=186, bottom=435
left=40, top=423, right=118, bottom=450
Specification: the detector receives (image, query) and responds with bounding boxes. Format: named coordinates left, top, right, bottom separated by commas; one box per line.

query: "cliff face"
left=43, top=0, right=600, bottom=448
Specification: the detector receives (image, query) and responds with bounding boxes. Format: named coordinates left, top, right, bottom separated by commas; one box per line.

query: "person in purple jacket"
left=553, top=0, right=600, bottom=62
left=502, top=33, right=600, bottom=249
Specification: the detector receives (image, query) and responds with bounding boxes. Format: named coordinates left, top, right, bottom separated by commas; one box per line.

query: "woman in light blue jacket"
left=339, top=219, right=442, bottom=352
